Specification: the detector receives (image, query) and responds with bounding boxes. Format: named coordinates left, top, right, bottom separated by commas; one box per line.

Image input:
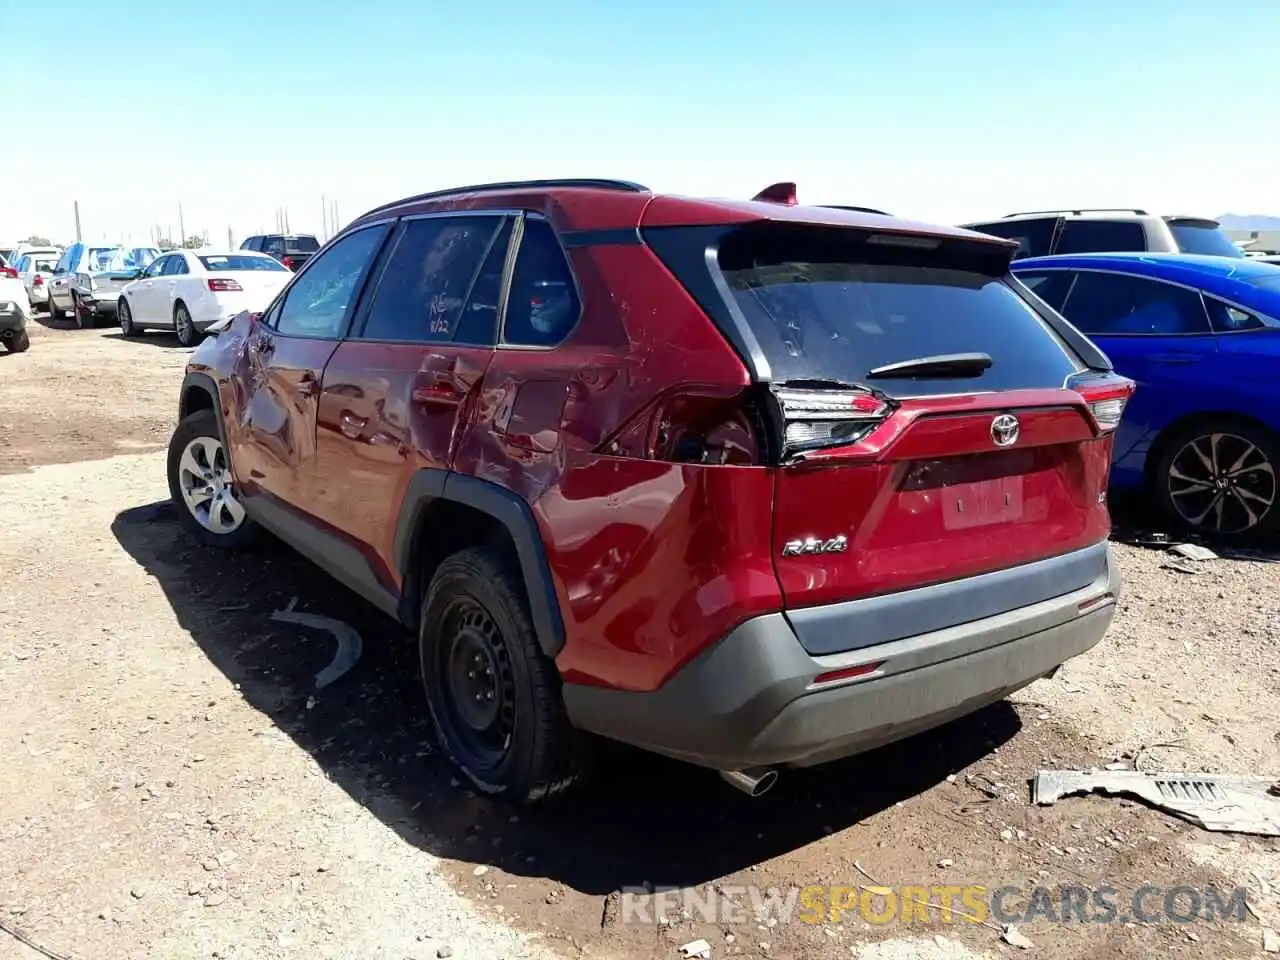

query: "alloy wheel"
left=1166, top=432, right=1277, bottom=535
left=176, top=436, right=246, bottom=534
left=176, top=307, right=195, bottom=346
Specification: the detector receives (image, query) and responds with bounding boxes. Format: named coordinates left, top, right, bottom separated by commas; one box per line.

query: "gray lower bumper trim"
left=788, top=541, right=1109, bottom=656
left=563, top=544, right=1119, bottom=771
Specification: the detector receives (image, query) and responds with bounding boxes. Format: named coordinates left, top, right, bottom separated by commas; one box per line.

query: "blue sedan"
left=1012, top=253, right=1280, bottom=539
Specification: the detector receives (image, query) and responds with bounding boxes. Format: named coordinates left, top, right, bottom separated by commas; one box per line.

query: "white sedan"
left=118, top=249, right=293, bottom=346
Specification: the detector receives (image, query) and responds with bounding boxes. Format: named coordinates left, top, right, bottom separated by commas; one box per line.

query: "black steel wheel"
left=420, top=547, right=588, bottom=804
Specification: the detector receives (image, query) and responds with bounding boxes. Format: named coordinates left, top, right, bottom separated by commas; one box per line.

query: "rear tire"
left=48, top=295, right=65, bottom=323
left=6, top=330, right=30, bottom=353
left=175, top=302, right=199, bottom=347
left=1153, top=418, right=1280, bottom=540
left=166, top=409, right=260, bottom=549
left=74, top=294, right=94, bottom=329
left=420, top=547, right=588, bottom=804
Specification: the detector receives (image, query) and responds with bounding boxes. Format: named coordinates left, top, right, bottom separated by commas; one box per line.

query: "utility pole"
left=321, top=194, right=328, bottom=240
left=227, top=225, right=233, bottom=249
left=73, top=200, right=82, bottom=242
left=178, top=203, right=186, bottom=246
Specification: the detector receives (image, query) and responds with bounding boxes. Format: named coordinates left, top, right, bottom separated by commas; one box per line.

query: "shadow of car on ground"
left=111, top=499, right=1024, bottom=897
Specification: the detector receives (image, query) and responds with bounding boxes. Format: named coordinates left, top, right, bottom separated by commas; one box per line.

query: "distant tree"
left=156, top=237, right=177, bottom=250
left=25, top=235, right=52, bottom=246
left=182, top=235, right=204, bottom=249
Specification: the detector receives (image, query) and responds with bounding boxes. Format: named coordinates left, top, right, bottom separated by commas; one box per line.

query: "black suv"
left=239, top=233, right=320, bottom=271
left=964, top=209, right=1244, bottom=260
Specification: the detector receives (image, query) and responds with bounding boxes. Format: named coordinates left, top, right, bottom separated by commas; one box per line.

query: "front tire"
left=420, top=548, right=588, bottom=804
left=166, top=409, right=259, bottom=549
left=118, top=297, right=138, bottom=337
left=6, top=330, right=30, bottom=353
left=174, top=303, right=200, bottom=347
left=1154, top=419, right=1280, bottom=539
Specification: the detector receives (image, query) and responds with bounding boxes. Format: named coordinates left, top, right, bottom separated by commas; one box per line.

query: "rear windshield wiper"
left=865, top=352, right=993, bottom=380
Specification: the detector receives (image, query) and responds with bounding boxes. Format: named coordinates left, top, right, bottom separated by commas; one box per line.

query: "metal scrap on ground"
left=1033, top=769, right=1280, bottom=836
left=269, top=597, right=365, bottom=689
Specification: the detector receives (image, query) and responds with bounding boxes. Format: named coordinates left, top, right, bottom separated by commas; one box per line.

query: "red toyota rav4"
left=168, top=178, right=1133, bottom=803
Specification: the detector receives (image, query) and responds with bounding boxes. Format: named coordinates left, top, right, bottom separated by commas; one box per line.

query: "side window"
left=1015, top=270, right=1074, bottom=311
left=263, top=237, right=285, bottom=258
left=1054, top=220, right=1147, bottom=255
left=162, top=255, right=186, bottom=276
left=275, top=225, right=389, bottom=339
left=502, top=219, right=580, bottom=347
left=969, top=218, right=1057, bottom=258
left=53, top=250, right=69, bottom=274
left=144, top=256, right=169, bottom=278
left=1060, top=271, right=1211, bottom=336
left=359, top=216, right=504, bottom=343
left=1205, top=299, right=1267, bottom=333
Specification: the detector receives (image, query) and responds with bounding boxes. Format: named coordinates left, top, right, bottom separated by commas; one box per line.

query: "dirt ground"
left=1, top=319, right=1278, bottom=960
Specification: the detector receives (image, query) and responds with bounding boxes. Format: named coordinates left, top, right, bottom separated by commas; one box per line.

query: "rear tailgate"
left=644, top=217, right=1129, bottom=655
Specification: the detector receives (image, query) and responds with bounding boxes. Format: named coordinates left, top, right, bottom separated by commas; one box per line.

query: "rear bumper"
left=79, top=293, right=118, bottom=315
left=563, top=543, right=1120, bottom=771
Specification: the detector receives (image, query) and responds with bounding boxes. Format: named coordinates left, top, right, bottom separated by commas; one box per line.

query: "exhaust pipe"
left=720, top=767, right=778, bottom=797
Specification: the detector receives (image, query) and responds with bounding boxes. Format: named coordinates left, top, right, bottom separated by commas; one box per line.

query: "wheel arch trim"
left=394, top=470, right=567, bottom=658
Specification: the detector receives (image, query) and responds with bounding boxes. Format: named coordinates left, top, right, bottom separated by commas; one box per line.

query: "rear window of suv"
left=1167, top=219, right=1245, bottom=258
left=649, top=224, right=1081, bottom=397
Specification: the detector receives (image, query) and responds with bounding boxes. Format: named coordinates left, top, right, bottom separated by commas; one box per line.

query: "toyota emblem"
left=990, top=414, right=1020, bottom=447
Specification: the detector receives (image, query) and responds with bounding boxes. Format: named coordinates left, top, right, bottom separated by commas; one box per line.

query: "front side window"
left=275, top=225, right=389, bottom=339
left=502, top=219, right=580, bottom=347
left=142, top=256, right=169, bottom=278
left=359, top=216, right=504, bottom=343
left=1054, top=220, right=1147, bottom=255
left=1059, top=271, right=1211, bottom=336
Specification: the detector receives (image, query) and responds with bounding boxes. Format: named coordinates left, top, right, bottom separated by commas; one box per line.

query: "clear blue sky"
left=3, top=0, right=1277, bottom=246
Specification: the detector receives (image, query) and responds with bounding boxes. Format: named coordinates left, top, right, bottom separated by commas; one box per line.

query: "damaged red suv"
left=168, top=178, right=1133, bottom=803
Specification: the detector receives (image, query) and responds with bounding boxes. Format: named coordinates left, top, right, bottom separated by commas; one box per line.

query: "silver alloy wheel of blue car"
left=177, top=436, right=246, bottom=534
left=1166, top=431, right=1277, bottom=535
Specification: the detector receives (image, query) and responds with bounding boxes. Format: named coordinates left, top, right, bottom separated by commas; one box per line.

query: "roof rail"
left=360, top=178, right=650, bottom=219
left=1003, top=208, right=1149, bottom=218
left=821, top=204, right=891, bottom=216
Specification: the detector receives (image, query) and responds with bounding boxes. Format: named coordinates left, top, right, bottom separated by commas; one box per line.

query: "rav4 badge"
left=781, top=535, right=849, bottom=557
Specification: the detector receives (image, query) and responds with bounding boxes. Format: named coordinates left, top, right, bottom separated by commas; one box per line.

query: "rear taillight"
left=32, top=274, right=43, bottom=287
left=770, top=384, right=893, bottom=458
left=0, top=265, right=16, bottom=279
left=1069, top=374, right=1136, bottom=433
left=281, top=255, right=295, bottom=270
left=207, top=278, right=243, bottom=292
